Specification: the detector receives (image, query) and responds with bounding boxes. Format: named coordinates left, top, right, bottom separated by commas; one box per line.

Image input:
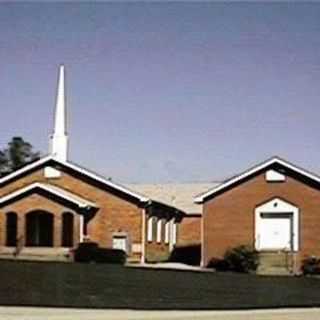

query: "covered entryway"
left=26, top=211, right=53, bottom=247
left=255, top=198, right=299, bottom=252
left=255, top=198, right=299, bottom=275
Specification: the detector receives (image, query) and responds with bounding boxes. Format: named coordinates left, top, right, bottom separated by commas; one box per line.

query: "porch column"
left=53, top=214, right=62, bottom=247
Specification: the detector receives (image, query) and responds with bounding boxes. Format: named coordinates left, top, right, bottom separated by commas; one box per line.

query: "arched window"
left=6, top=212, right=17, bottom=246
left=62, top=212, right=74, bottom=247
left=26, top=211, right=53, bottom=247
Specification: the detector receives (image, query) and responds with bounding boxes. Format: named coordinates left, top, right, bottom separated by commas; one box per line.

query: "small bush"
left=73, top=242, right=126, bottom=264
left=169, top=244, right=201, bottom=266
left=207, top=257, right=230, bottom=271
left=94, top=248, right=126, bottom=264
left=207, top=245, right=258, bottom=273
left=73, top=242, right=98, bottom=262
left=302, top=256, right=320, bottom=275
left=224, top=245, right=258, bottom=273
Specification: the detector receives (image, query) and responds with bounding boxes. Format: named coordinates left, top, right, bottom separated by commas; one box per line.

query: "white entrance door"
left=259, top=215, right=292, bottom=250
left=112, top=235, right=128, bottom=253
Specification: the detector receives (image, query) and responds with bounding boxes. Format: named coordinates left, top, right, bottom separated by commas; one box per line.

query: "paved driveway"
left=1, top=307, right=320, bottom=320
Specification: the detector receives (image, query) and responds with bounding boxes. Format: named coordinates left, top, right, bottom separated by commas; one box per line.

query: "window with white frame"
left=147, top=217, right=154, bottom=242
left=157, top=219, right=162, bottom=243
left=112, top=234, right=128, bottom=253
left=164, top=221, right=170, bottom=244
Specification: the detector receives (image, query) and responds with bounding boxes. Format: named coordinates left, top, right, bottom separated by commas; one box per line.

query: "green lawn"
left=0, top=260, right=320, bottom=310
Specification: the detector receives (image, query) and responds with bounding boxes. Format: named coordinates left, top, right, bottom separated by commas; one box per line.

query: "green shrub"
left=169, top=244, right=201, bottom=266
left=73, top=242, right=126, bottom=264
left=302, top=256, right=320, bottom=275
left=208, top=245, right=258, bottom=273
left=207, top=257, right=230, bottom=271
left=73, top=242, right=98, bottom=262
left=95, top=248, right=126, bottom=264
left=224, top=245, right=258, bottom=273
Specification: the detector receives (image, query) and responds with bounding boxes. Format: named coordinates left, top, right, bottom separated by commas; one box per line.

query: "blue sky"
left=0, top=2, right=320, bottom=183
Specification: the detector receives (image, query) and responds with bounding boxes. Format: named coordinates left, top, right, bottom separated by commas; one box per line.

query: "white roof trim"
left=194, top=156, right=320, bottom=203
left=0, top=155, right=52, bottom=184
left=0, top=155, right=149, bottom=203
left=0, top=182, right=97, bottom=208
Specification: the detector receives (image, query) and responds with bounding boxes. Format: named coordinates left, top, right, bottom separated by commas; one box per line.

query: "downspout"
left=200, top=203, right=205, bottom=268
left=141, top=201, right=151, bottom=264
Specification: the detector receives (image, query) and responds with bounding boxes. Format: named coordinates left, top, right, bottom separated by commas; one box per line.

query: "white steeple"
left=50, top=65, right=68, bottom=162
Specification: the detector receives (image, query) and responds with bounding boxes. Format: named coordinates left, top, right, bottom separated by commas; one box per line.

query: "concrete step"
left=258, top=252, right=293, bottom=275
left=0, top=247, right=72, bottom=262
left=257, top=267, right=292, bottom=276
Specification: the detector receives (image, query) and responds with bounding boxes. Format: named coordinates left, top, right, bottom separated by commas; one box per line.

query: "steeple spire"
left=50, top=65, right=68, bottom=161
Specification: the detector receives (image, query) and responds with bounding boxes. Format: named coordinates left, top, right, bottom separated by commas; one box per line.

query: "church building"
left=0, top=66, right=185, bottom=263
left=2, top=65, right=317, bottom=275
left=195, top=157, right=320, bottom=273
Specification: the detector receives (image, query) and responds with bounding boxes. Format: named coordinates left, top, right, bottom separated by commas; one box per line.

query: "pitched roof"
left=0, top=156, right=149, bottom=203
left=0, top=182, right=97, bottom=209
left=194, top=156, right=320, bottom=203
left=126, top=183, right=218, bottom=214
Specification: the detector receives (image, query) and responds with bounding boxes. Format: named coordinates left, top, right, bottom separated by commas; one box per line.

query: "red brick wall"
left=203, top=172, right=320, bottom=269
left=0, top=193, right=80, bottom=247
left=178, top=215, right=201, bottom=246
left=145, top=241, right=170, bottom=262
left=144, top=215, right=171, bottom=262
left=0, top=167, right=143, bottom=260
left=0, top=165, right=186, bottom=263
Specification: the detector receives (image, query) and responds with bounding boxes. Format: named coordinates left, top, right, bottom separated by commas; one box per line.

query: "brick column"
left=0, top=211, right=5, bottom=246
left=53, top=214, right=62, bottom=247
left=17, top=213, right=25, bottom=247
left=74, top=214, right=81, bottom=247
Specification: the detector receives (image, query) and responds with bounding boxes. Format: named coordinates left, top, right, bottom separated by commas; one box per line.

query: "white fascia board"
left=194, top=156, right=320, bottom=203
left=0, top=182, right=97, bottom=208
left=0, top=155, right=149, bottom=203
left=0, top=155, right=53, bottom=185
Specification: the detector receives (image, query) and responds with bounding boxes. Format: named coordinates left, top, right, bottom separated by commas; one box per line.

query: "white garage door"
left=259, top=215, right=292, bottom=250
